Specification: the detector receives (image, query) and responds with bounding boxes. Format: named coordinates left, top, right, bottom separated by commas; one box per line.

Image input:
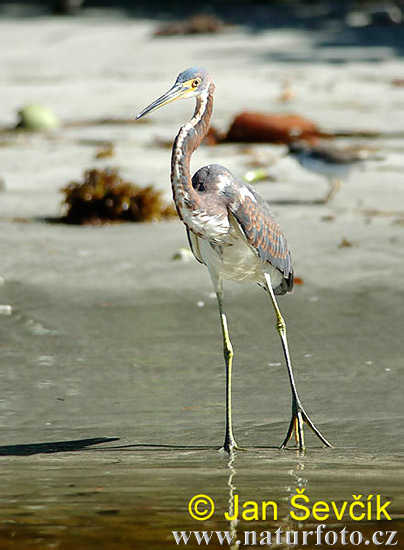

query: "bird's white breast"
left=197, top=226, right=283, bottom=288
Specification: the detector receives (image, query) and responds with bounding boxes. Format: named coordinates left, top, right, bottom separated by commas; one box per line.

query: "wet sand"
left=1, top=8, right=404, bottom=549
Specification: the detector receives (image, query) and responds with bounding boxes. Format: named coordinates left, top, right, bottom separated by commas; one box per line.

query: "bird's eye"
left=191, top=79, right=200, bottom=88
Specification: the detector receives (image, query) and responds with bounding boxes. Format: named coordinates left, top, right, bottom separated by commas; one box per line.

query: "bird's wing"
left=229, top=183, right=293, bottom=281
left=311, top=147, right=365, bottom=165
left=186, top=228, right=204, bottom=264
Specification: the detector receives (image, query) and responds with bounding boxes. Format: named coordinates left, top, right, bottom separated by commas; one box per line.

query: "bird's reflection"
left=226, top=450, right=239, bottom=549
left=287, top=457, right=308, bottom=495
left=223, top=450, right=310, bottom=549
left=281, top=455, right=309, bottom=542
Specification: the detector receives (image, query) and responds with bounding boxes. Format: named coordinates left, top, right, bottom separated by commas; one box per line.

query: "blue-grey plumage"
left=187, top=164, right=293, bottom=295
left=136, top=68, right=331, bottom=452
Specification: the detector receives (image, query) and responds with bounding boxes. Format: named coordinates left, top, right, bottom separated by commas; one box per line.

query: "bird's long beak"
left=136, top=83, right=187, bottom=120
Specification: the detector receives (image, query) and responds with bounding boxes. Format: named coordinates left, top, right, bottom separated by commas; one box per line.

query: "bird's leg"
left=263, top=274, right=332, bottom=451
left=323, top=178, right=341, bottom=204
left=215, top=291, right=242, bottom=453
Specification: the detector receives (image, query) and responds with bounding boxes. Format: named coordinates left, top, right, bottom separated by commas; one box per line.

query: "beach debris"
left=16, top=104, right=60, bottom=131
left=172, top=247, right=194, bottom=262
left=155, top=13, right=225, bottom=36
left=356, top=208, right=404, bottom=219
left=26, top=319, right=59, bottom=336
left=243, top=168, right=276, bottom=184
left=392, top=79, right=404, bottom=87
left=276, top=79, right=297, bottom=103
left=0, top=305, right=12, bottom=316
left=225, top=112, right=322, bottom=144
left=95, top=143, right=115, bottom=159
left=338, top=237, right=355, bottom=248
left=152, top=136, right=173, bottom=149
left=60, top=168, right=177, bottom=224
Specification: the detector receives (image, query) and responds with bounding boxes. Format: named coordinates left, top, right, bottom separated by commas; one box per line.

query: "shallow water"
left=1, top=275, right=404, bottom=548
left=0, top=448, right=403, bottom=549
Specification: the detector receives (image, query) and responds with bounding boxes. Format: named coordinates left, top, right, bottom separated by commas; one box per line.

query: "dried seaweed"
left=338, top=237, right=355, bottom=248
left=95, top=143, right=115, bottom=159
left=60, top=168, right=177, bottom=225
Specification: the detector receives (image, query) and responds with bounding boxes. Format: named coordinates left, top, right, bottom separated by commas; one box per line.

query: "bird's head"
left=287, top=141, right=309, bottom=156
left=136, top=67, right=212, bottom=120
left=288, top=141, right=307, bottom=154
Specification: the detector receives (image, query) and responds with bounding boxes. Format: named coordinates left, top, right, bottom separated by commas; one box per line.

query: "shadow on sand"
left=0, top=437, right=120, bottom=456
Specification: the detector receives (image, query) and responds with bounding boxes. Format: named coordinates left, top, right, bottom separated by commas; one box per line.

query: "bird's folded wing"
left=186, top=228, right=204, bottom=264
left=229, top=190, right=292, bottom=278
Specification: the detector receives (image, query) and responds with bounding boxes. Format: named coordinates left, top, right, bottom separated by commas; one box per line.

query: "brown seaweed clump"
left=61, top=168, right=177, bottom=224
left=155, top=14, right=225, bottom=36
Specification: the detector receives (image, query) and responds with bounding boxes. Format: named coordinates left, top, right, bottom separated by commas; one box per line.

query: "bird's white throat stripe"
left=190, top=90, right=209, bottom=127
left=173, top=90, right=209, bottom=170
left=170, top=88, right=230, bottom=240
left=172, top=91, right=209, bottom=205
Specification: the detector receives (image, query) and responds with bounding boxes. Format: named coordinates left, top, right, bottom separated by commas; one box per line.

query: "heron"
left=136, top=68, right=332, bottom=452
left=287, top=141, right=375, bottom=204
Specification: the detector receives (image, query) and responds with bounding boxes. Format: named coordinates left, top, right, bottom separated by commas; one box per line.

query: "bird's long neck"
left=171, top=84, right=214, bottom=215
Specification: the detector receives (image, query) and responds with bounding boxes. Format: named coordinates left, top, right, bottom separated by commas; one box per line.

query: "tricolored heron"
left=137, top=68, right=332, bottom=452
left=288, top=141, right=374, bottom=204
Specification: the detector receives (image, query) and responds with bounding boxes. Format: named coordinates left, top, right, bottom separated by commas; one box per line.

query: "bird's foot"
left=222, top=436, right=245, bottom=454
left=280, top=399, right=333, bottom=451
